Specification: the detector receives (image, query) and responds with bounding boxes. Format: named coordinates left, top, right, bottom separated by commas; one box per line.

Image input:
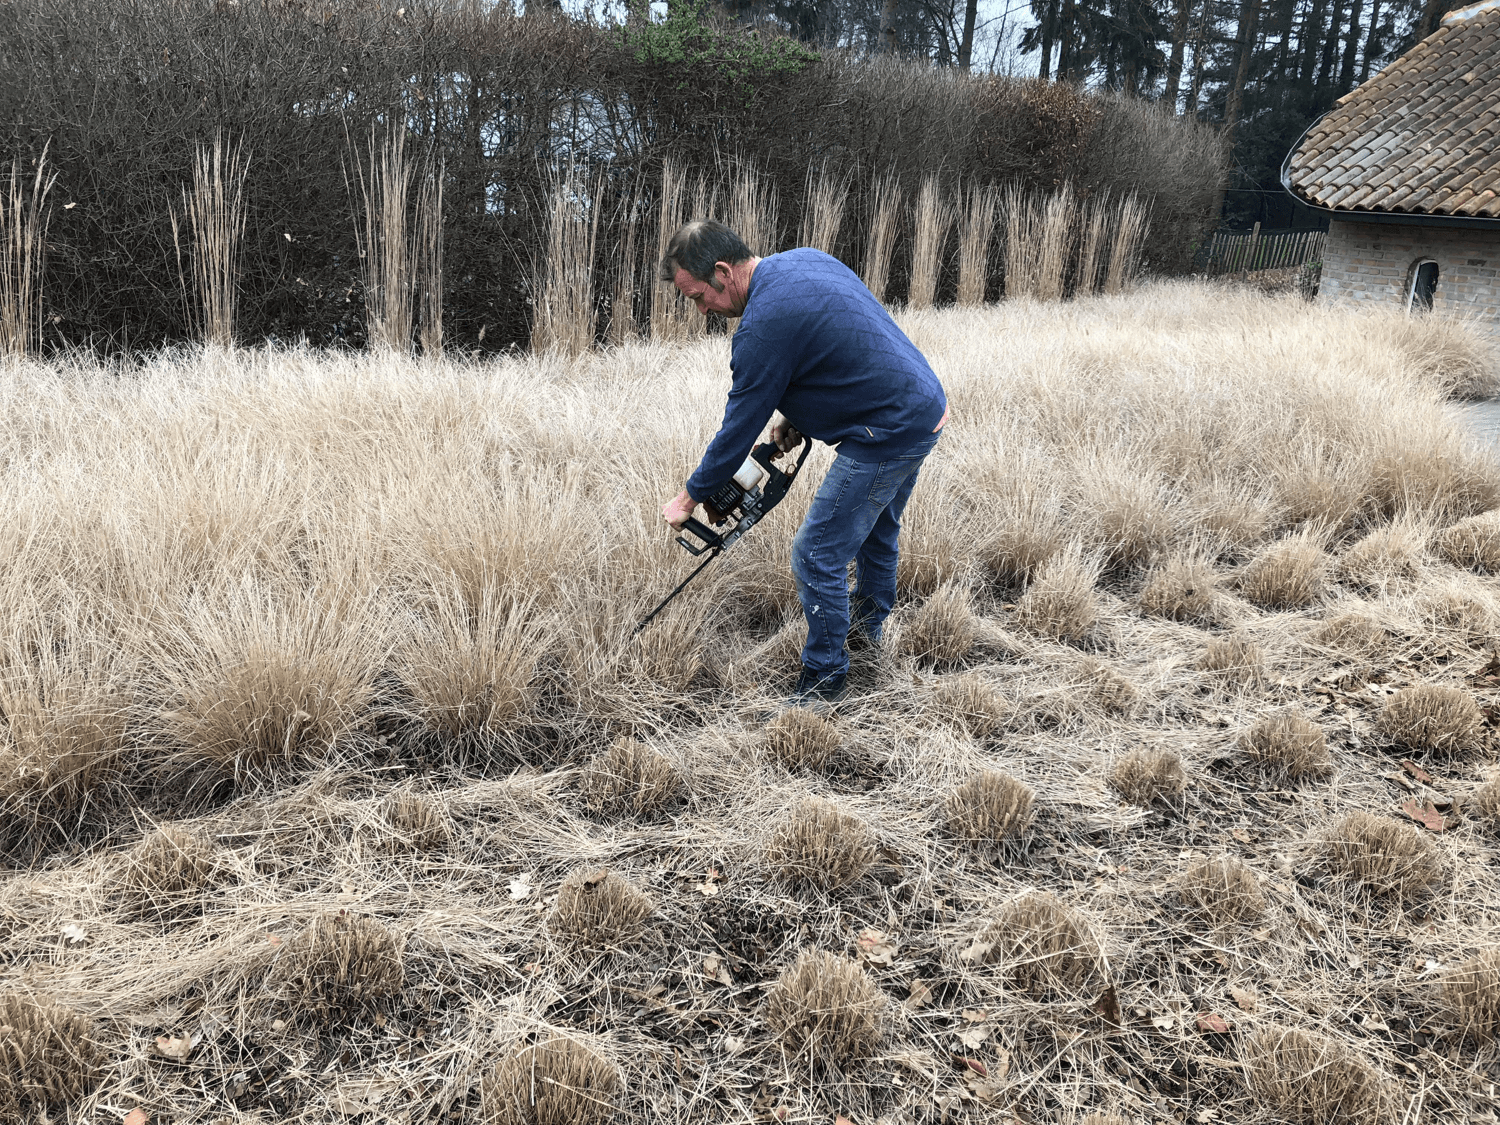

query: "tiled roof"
left=1284, top=0, right=1500, bottom=220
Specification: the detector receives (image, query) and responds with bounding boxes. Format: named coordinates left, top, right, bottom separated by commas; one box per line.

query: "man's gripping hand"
left=770, top=415, right=804, bottom=458
left=661, top=489, right=696, bottom=530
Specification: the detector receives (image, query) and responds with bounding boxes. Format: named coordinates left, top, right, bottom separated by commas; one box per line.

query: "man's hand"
left=770, top=416, right=804, bottom=458
left=661, top=489, right=696, bottom=530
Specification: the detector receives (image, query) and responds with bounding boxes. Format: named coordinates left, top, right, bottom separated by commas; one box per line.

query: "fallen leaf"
left=1384, top=771, right=1416, bottom=792
left=1231, top=827, right=1253, bottom=843
left=507, top=879, right=532, bottom=901
left=1151, top=1014, right=1175, bottom=1031
left=906, top=980, right=934, bottom=1009
left=856, top=927, right=898, bottom=966
left=957, top=940, right=992, bottom=963
left=770, top=1109, right=788, bottom=1123
left=702, top=955, right=732, bottom=986
left=835, top=1117, right=856, bottom=1125
left=1195, top=1012, right=1231, bottom=1034
left=1400, top=759, right=1435, bottom=785
left=124, top=1110, right=149, bottom=1125
left=957, top=1025, right=989, bottom=1050
left=1093, top=984, right=1121, bottom=1025
left=952, top=1055, right=987, bottom=1078
left=266, top=933, right=282, bottom=948
left=154, top=1035, right=193, bottom=1062
left=721, top=1034, right=744, bottom=1056
left=581, top=868, right=609, bottom=887
left=61, top=923, right=87, bottom=944
left=1229, top=986, right=1258, bottom=1012
left=960, top=1007, right=987, bottom=1022
left=695, top=880, right=720, bottom=897
left=1401, top=799, right=1445, bottom=833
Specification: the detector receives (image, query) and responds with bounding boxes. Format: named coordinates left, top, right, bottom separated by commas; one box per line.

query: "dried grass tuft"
left=273, top=911, right=404, bottom=1025
left=579, top=737, right=681, bottom=816
left=0, top=992, right=101, bottom=1118
left=1311, top=611, right=1390, bottom=656
left=1242, top=1025, right=1385, bottom=1124
left=764, top=708, right=842, bottom=772
left=1240, top=710, right=1331, bottom=780
left=482, top=1035, right=620, bottom=1125
left=118, top=824, right=220, bottom=914
left=1326, top=811, right=1442, bottom=899
left=930, top=672, right=1013, bottom=741
left=978, top=506, right=1064, bottom=587
left=1198, top=632, right=1265, bottom=687
left=548, top=868, right=653, bottom=951
left=767, top=796, right=875, bottom=891
left=1419, top=584, right=1500, bottom=640
left=1138, top=555, right=1216, bottom=622
left=1239, top=534, right=1326, bottom=609
left=1015, top=545, right=1100, bottom=643
left=1074, top=656, right=1138, bottom=715
left=1443, top=948, right=1500, bottom=1041
left=1338, top=520, right=1425, bottom=590
left=1472, top=774, right=1500, bottom=831
left=896, top=533, right=965, bottom=598
left=1434, top=509, right=1500, bottom=573
left=1178, top=855, right=1265, bottom=922
left=1376, top=683, right=1483, bottom=755
left=898, top=583, right=978, bottom=666
left=976, top=890, right=1101, bottom=996
left=946, top=769, right=1035, bottom=843
left=379, top=787, right=450, bottom=850
left=1109, top=747, right=1186, bottom=806
left=764, top=948, right=885, bottom=1068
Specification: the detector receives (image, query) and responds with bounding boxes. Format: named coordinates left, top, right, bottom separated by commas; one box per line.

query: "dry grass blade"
left=860, top=170, right=901, bottom=303
left=1138, top=553, right=1216, bottom=622
left=1312, top=610, right=1390, bottom=657
left=548, top=868, right=653, bottom=951
left=1326, top=811, right=1442, bottom=899
left=1442, top=948, right=1500, bottom=1041
left=0, top=992, right=101, bottom=1117
left=271, top=912, right=404, bottom=1025
left=171, top=131, right=250, bottom=348
left=898, top=582, right=978, bottom=666
left=726, top=157, right=778, bottom=258
left=1074, top=190, right=1110, bottom=297
left=1434, top=509, right=1500, bottom=573
left=1014, top=543, right=1100, bottom=642
left=1473, top=774, right=1500, bottom=832
left=763, top=708, right=841, bottom=772
left=606, top=176, right=644, bottom=347
left=975, top=890, right=1101, bottom=996
left=763, top=949, right=884, bottom=1068
left=930, top=672, right=1013, bottom=741
left=1001, top=181, right=1038, bottom=299
left=350, top=123, right=414, bottom=353
left=1103, top=191, right=1149, bottom=295
left=1376, top=683, right=1483, bottom=756
left=1241, top=710, right=1331, bottom=780
left=767, top=796, right=874, bottom=891
left=946, top=769, right=1035, bottom=843
left=955, top=181, right=996, bottom=306
left=532, top=161, right=600, bottom=358
left=1178, top=855, right=1266, bottom=922
left=117, top=825, right=220, bottom=915
left=1242, top=1025, right=1385, bottom=1124
left=482, top=1035, right=620, bottom=1125
left=1074, top=655, right=1138, bottom=715
left=1337, top=519, right=1425, bottom=590
left=651, top=156, right=692, bottom=342
left=799, top=160, right=848, bottom=256
left=1109, top=747, right=1187, bottom=806
left=0, top=146, right=56, bottom=359
left=579, top=737, right=680, bottom=817
left=907, top=174, right=951, bottom=311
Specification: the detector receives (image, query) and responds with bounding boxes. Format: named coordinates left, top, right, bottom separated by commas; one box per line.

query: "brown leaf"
left=856, top=927, right=898, bottom=966
left=957, top=1025, right=989, bottom=1050
left=952, top=1055, right=987, bottom=1078
left=1229, top=986, right=1258, bottom=1012
left=770, top=1109, right=788, bottom=1123
left=1093, top=983, right=1121, bottom=1025
left=1230, top=827, right=1253, bottom=843
left=702, top=955, right=732, bottom=986
left=123, top=1110, right=150, bottom=1125
left=1401, top=799, right=1445, bottom=833
left=906, top=980, right=934, bottom=1009
left=1400, top=759, right=1435, bottom=785
left=1195, top=1012, right=1232, bottom=1034
left=581, top=867, right=609, bottom=887
left=835, top=1117, right=856, bottom=1125
left=154, top=1035, right=193, bottom=1062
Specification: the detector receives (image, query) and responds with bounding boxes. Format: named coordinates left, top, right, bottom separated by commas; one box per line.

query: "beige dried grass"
left=651, top=157, right=694, bottom=342
left=1240, top=534, right=1326, bottom=609
left=170, top=131, right=250, bottom=348
left=273, top=911, right=404, bottom=1025
left=1109, top=747, right=1186, bottom=806
left=1240, top=710, right=1331, bottom=780
left=1138, top=554, right=1216, bottom=622
left=763, top=949, right=885, bottom=1068
left=764, top=708, right=841, bottom=772
left=1102, top=191, right=1149, bottom=295
left=1326, top=811, right=1442, bottom=899
left=379, top=787, right=450, bottom=850
left=1242, top=1025, right=1385, bottom=1124
left=1178, top=855, right=1265, bottom=922
left=414, top=155, right=444, bottom=359
left=1419, top=583, right=1500, bottom=640
left=946, top=769, right=1035, bottom=843
left=896, top=531, right=965, bottom=598
left=1377, top=683, right=1483, bottom=756
left=350, top=123, right=415, bottom=353
left=579, top=737, right=681, bottom=816
left=532, top=162, right=600, bottom=358
left=1015, top=544, right=1100, bottom=642
left=799, top=161, right=848, bottom=256
left=1443, top=948, right=1500, bottom=1041
left=1311, top=611, right=1390, bottom=657
left=898, top=582, right=978, bottom=666
left=118, top=824, right=219, bottom=914
left=976, top=890, right=1101, bottom=996
left=725, top=159, right=778, bottom=259
left=482, top=1035, right=620, bottom=1125
left=1035, top=182, right=1076, bottom=301
left=767, top=796, right=874, bottom=891
left=860, top=170, right=901, bottom=303
left=0, top=992, right=101, bottom=1118
left=955, top=181, right=996, bottom=307
left=1472, top=774, right=1500, bottom=831
left=1434, top=509, right=1500, bottom=572
left=1338, top=519, right=1426, bottom=590
left=1073, top=191, right=1111, bottom=297
left=0, top=148, right=55, bottom=358
left=1199, top=632, right=1264, bottom=687
left=907, top=174, right=951, bottom=310
left=1074, top=656, right=1138, bottom=715
left=547, top=868, right=653, bottom=951
left=930, top=672, right=1014, bottom=741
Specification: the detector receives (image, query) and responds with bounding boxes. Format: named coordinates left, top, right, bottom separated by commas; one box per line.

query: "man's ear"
left=710, top=260, right=733, bottom=292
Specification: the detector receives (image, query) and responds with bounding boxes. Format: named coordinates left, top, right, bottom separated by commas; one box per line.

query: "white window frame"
left=1406, top=258, right=1439, bottom=314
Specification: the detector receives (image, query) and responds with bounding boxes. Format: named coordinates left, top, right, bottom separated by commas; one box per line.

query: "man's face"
left=673, top=263, right=742, bottom=317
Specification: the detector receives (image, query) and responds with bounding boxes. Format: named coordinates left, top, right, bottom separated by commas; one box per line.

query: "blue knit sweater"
left=685, top=248, right=948, bottom=501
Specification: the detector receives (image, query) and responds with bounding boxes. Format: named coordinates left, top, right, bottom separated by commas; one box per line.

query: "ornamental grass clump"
left=482, top=1035, right=620, bottom=1125
left=1472, top=774, right=1500, bottom=832
left=0, top=992, right=101, bottom=1120
left=930, top=672, right=1013, bottom=741
left=975, top=890, right=1101, bottom=997
left=1338, top=521, right=1425, bottom=590
left=767, top=796, right=874, bottom=891
left=1075, top=656, right=1138, bottom=715
left=1108, top=748, right=1186, bottom=806
left=1015, top=545, right=1100, bottom=643
left=1239, top=534, right=1326, bottom=609
left=1311, top=611, right=1389, bottom=657
left=1326, top=811, right=1442, bottom=900
left=898, top=583, right=978, bottom=666
left=379, top=786, right=450, bottom=850
left=1178, top=855, right=1265, bottom=923
left=1198, top=632, right=1264, bottom=688
left=1138, top=555, right=1216, bottom=622
left=1377, top=684, right=1483, bottom=756
left=763, top=949, right=885, bottom=1068
left=1434, top=510, right=1500, bottom=572
left=579, top=737, right=681, bottom=816
left=1240, top=710, right=1331, bottom=781
left=946, top=769, right=1034, bottom=844
left=273, top=911, right=405, bottom=1025
left=1242, top=1025, right=1384, bottom=1124
left=763, top=709, right=841, bottom=772
left=547, top=868, right=653, bottom=952
left=117, top=824, right=220, bottom=917
left=1443, top=948, right=1500, bottom=1041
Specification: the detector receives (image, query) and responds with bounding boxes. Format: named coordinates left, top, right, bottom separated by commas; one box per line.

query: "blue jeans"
left=791, top=430, right=941, bottom=677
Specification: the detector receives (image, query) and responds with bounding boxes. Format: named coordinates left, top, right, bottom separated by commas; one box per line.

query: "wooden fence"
left=1204, top=224, right=1327, bottom=276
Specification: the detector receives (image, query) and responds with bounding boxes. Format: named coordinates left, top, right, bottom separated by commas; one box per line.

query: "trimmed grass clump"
left=898, top=583, right=978, bottom=666
left=1434, top=510, right=1500, bottom=572
left=548, top=868, right=653, bottom=951
left=1472, top=774, right=1500, bottom=832
left=946, top=769, right=1035, bottom=843
left=272, top=912, right=405, bottom=1025
left=1109, top=748, right=1186, bottom=806
left=1074, top=656, right=1137, bottom=715
left=1443, top=948, right=1500, bottom=1041
left=117, top=824, right=220, bottom=916
left=0, top=992, right=102, bottom=1119
left=482, top=1035, right=620, bottom=1125
left=1015, top=544, right=1101, bottom=643
left=1138, top=554, right=1216, bottom=622
left=579, top=737, right=681, bottom=816
left=1242, top=1025, right=1384, bottom=1124
left=763, top=709, right=841, bottom=772
left=1240, top=710, right=1331, bottom=781
left=1240, top=534, right=1326, bottom=609
left=930, top=672, right=1013, bottom=741
left=1338, top=520, right=1426, bottom=590
left=1198, top=632, right=1264, bottom=687
left=380, top=787, right=451, bottom=850
left=1178, top=855, right=1265, bottom=923
left=764, top=949, right=885, bottom=1068
left=976, top=890, right=1101, bottom=996
left=1311, top=611, right=1390, bottom=656
left=1377, top=684, right=1483, bottom=756
left=1326, top=812, right=1442, bottom=900
left=767, top=797, right=874, bottom=891
left=1420, top=584, right=1499, bottom=640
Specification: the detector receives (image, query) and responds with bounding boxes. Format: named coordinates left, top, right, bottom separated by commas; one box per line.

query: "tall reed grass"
left=726, top=160, right=778, bottom=259
left=861, top=171, right=902, bottom=304
left=800, top=162, right=848, bottom=256
left=1074, top=190, right=1111, bottom=298
left=0, top=149, right=56, bottom=359
left=908, top=174, right=951, bottom=310
left=531, top=161, right=600, bottom=358
left=956, top=181, right=996, bottom=307
left=608, top=177, right=645, bottom=347
left=350, top=125, right=414, bottom=352
left=1104, top=192, right=1151, bottom=294
left=171, top=133, right=250, bottom=349
left=651, top=157, right=696, bottom=343
left=414, top=160, right=444, bottom=359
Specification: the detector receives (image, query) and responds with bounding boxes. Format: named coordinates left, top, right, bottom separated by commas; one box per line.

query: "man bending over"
left=658, top=220, right=948, bottom=703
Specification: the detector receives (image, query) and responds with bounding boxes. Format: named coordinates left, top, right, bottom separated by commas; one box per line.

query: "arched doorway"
left=1406, top=259, right=1439, bottom=312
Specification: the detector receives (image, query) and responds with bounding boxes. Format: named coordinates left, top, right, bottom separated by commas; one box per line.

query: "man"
left=659, top=220, right=947, bottom=702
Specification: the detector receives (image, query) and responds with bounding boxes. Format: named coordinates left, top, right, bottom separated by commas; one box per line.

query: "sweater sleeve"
left=684, top=329, right=792, bottom=501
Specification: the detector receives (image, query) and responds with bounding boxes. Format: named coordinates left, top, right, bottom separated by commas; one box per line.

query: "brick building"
left=1282, top=0, right=1499, bottom=335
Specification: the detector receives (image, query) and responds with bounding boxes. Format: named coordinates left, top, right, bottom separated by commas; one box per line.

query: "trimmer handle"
left=676, top=516, right=721, bottom=557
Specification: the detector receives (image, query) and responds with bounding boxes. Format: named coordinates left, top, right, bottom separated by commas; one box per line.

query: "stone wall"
left=1317, top=219, right=1500, bottom=338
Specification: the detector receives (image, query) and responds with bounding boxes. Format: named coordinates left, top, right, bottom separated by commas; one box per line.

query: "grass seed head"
left=930, top=672, right=1014, bottom=741
left=1015, top=545, right=1101, bottom=643
left=1198, top=632, right=1264, bottom=687
left=1376, top=684, right=1483, bottom=756
left=898, top=583, right=978, bottom=666
left=482, top=1035, right=620, bottom=1125
left=766, top=796, right=875, bottom=891
left=1138, top=555, right=1216, bottom=622
left=118, top=825, right=220, bottom=915
left=946, top=769, right=1035, bottom=843
left=379, top=787, right=451, bottom=850
left=579, top=737, right=681, bottom=816
left=274, top=911, right=404, bottom=1025
left=1239, top=535, right=1326, bottom=609
left=763, top=709, right=842, bottom=772
left=1434, top=510, right=1500, bottom=572
left=1242, top=1025, right=1384, bottom=1124
left=977, top=890, right=1102, bottom=996
left=1240, top=710, right=1331, bottom=780
left=547, top=868, right=653, bottom=951
left=0, top=992, right=101, bottom=1118
left=1109, top=748, right=1186, bottom=806
left=1443, top=948, right=1500, bottom=1041
left=1326, top=811, right=1442, bottom=899
left=763, top=949, right=885, bottom=1068
left=1178, top=855, right=1266, bottom=922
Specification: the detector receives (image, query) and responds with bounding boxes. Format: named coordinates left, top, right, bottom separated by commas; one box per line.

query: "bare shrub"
left=1178, top=855, right=1265, bottom=922
left=1326, top=811, right=1442, bottom=899
left=975, top=891, right=1101, bottom=996
left=1243, top=1026, right=1384, bottom=1124
left=764, top=949, right=885, bottom=1068
left=1199, top=632, right=1264, bottom=687
left=764, top=708, right=841, bottom=772
left=1015, top=544, right=1100, bottom=642
left=907, top=174, right=951, bottom=310
left=860, top=171, right=901, bottom=303
left=1241, top=711, right=1331, bottom=781
left=273, top=912, right=405, bottom=1025
left=1138, top=555, right=1216, bottom=622
left=931, top=672, right=1014, bottom=741
left=0, top=992, right=101, bottom=1118
left=1239, top=534, right=1326, bottom=609
left=482, top=1035, right=620, bottom=1125
left=547, top=868, right=653, bottom=951
left=1376, top=684, right=1483, bottom=756
left=579, top=737, right=681, bottom=815
left=1434, top=509, right=1500, bottom=572
left=767, top=797, right=874, bottom=891
left=118, top=825, right=220, bottom=914
left=898, top=583, right=978, bottom=666
left=1311, top=611, right=1389, bottom=656
left=1109, top=748, right=1186, bottom=806
left=946, top=769, right=1035, bottom=843
left=379, top=787, right=451, bottom=850
left=1443, top=948, right=1500, bottom=1041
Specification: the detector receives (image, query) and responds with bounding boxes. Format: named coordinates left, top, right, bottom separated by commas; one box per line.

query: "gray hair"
left=657, top=220, right=753, bottom=288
